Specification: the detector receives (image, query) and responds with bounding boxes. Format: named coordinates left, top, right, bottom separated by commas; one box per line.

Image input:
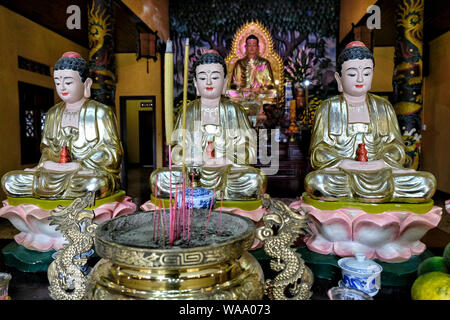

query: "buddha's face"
left=54, top=69, right=91, bottom=104
left=245, top=39, right=259, bottom=58
left=335, top=58, right=373, bottom=97
left=194, top=63, right=227, bottom=99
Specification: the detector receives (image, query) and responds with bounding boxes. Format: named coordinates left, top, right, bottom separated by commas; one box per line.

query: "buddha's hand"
left=42, top=160, right=81, bottom=172
left=339, top=159, right=387, bottom=172
left=204, top=157, right=228, bottom=167
left=24, top=166, right=38, bottom=172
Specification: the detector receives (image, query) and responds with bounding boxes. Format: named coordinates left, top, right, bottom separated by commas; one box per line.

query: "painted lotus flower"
left=290, top=199, right=444, bottom=263
left=0, top=197, right=136, bottom=252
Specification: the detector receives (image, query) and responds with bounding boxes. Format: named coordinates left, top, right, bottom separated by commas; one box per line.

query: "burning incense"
left=162, top=200, right=169, bottom=242
left=158, top=199, right=166, bottom=243
left=217, top=196, right=223, bottom=235
left=203, top=183, right=217, bottom=238
left=153, top=176, right=159, bottom=241
left=181, top=38, right=189, bottom=169
left=182, top=173, right=187, bottom=240
left=187, top=181, right=193, bottom=243
left=155, top=206, right=161, bottom=242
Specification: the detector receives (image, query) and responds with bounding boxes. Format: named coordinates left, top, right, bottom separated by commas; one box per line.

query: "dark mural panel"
left=169, top=0, right=339, bottom=109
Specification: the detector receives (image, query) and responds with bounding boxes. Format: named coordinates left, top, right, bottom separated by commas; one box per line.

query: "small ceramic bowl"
left=337, top=253, right=383, bottom=297
left=177, top=187, right=215, bottom=209
left=328, top=286, right=373, bottom=300
left=0, top=272, right=12, bottom=300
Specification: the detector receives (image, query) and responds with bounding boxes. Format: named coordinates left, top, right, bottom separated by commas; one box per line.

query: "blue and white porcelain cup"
left=177, top=187, right=215, bottom=210
left=337, top=253, right=383, bottom=297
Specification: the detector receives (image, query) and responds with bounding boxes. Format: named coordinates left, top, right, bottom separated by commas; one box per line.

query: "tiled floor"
left=0, top=166, right=449, bottom=300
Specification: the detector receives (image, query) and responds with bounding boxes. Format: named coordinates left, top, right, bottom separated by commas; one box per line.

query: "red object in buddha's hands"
left=206, top=141, right=215, bottom=158
left=59, top=146, right=70, bottom=163
left=356, top=143, right=368, bottom=162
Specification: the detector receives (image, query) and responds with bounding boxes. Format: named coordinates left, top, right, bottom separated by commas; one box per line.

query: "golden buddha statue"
left=227, top=35, right=277, bottom=120
left=304, top=41, right=436, bottom=203
left=1, top=52, right=122, bottom=200
left=150, top=51, right=266, bottom=200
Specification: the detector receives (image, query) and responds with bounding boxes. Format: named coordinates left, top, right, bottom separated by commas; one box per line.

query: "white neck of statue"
left=65, top=97, right=87, bottom=111
left=201, top=96, right=221, bottom=108
left=343, top=92, right=367, bottom=106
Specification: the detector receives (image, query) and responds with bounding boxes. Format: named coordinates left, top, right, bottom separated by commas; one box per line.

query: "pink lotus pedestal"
left=290, top=194, right=444, bottom=263
left=0, top=192, right=136, bottom=252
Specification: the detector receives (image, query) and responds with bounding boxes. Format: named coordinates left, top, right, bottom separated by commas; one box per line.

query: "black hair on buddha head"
left=337, top=41, right=375, bottom=76
left=193, top=50, right=227, bottom=79
left=54, top=52, right=90, bottom=83
left=246, top=34, right=259, bottom=45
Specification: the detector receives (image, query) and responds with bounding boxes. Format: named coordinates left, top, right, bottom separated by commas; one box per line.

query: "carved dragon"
left=47, top=192, right=97, bottom=300
left=257, top=194, right=313, bottom=300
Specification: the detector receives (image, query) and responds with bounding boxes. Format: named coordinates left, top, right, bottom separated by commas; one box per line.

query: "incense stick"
left=182, top=173, right=186, bottom=240
left=204, top=182, right=216, bottom=238
left=158, top=199, right=166, bottom=244
left=187, top=172, right=194, bottom=243
left=217, top=196, right=223, bottom=235
left=162, top=200, right=168, bottom=243
left=153, top=176, right=159, bottom=241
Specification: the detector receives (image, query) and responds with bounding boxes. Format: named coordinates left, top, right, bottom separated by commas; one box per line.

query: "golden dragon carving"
left=88, top=1, right=112, bottom=61
left=47, top=192, right=97, bottom=300
left=257, top=194, right=313, bottom=300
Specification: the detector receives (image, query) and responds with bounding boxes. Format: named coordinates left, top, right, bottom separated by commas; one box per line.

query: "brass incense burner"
left=86, top=209, right=264, bottom=299
left=47, top=193, right=313, bottom=300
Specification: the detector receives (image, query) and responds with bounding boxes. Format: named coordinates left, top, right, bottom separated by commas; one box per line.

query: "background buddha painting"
left=168, top=0, right=338, bottom=120
left=227, top=34, right=277, bottom=111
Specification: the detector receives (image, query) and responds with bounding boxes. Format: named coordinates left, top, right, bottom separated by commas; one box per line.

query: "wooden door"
left=18, top=82, right=54, bottom=164
left=138, top=110, right=156, bottom=167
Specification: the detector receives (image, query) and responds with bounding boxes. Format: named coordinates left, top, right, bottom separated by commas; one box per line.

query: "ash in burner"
left=97, top=209, right=253, bottom=249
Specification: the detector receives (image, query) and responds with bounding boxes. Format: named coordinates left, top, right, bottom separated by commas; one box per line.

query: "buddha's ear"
left=222, top=76, right=228, bottom=95
left=193, top=78, right=200, bottom=96
left=84, top=77, right=93, bottom=98
left=334, top=72, right=343, bottom=92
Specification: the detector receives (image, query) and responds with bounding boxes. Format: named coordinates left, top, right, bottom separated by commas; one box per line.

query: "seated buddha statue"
left=1, top=52, right=123, bottom=200
left=304, top=41, right=436, bottom=203
left=150, top=51, right=266, bottom=200
left=227, top=35, right=277, bottom=121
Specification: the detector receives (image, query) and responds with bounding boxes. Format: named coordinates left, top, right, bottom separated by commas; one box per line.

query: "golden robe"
left=305, top=94, right=436, bottom=203
left=227, top=56, right=277, bottom=115
left=231, top=56, right=275, bottom=91
left=150, top=98, right=266, bottom=200
left=2, top=99, right=122, bottom=199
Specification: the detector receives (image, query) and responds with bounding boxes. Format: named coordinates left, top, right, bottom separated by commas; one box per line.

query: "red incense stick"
left=187, top=178, right=193, bottom=243
left=217, top=196, right=223, bottom=235
left=162, top=200, right=168, bottom=243
left=153, top=176, right=159, bottom=241
left=182, top=172, right=186, bottom=240
left=204, top=183, right=216, bottom=238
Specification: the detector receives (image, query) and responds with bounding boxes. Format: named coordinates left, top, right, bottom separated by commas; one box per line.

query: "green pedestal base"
left=298, top=246, right=434, bottom=287
left=2, top=241, right=100, bottom=273
left=2, top=242, right=55, bottom=273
